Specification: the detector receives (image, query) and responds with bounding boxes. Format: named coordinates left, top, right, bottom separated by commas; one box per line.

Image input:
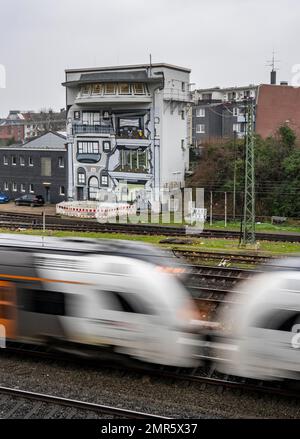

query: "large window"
left=117, top=116, right=144, bottom=138
left=77, top=141, right=99, bottom=154
left=21, top=183, right=26, bottom=192
left=41, top=157, right=51, bottom=176
left=20, top=156, right=25, bottom=166
left=82, top=111, right=100, bottom=125
left=12, top=156, right=16, bottom=166
left=58, top=157, right=64, bottom=168
left=4, top=182, right=8, bottom=191
left=29, top=156, right=34, bottom=166
left=3, top=156, right=8, bottom=165
left=118, top=149, right=148, bottom=173
left=12, top=182, right=17, bottom=192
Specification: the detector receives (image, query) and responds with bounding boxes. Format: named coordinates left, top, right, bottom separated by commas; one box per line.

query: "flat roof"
left=195, top=84, right=258, bottom=92
left=65, top=63, right=191, bottom=74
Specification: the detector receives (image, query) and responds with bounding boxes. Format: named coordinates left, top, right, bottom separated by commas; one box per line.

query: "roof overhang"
left=62, top=70, right=164, bottom=88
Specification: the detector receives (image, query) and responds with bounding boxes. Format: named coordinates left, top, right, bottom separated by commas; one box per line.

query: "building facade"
left=0, top=110, right=66, bottom=145
left=0, top=131, right=68, bottom=203
left=191, top=85, right=257, bottom=146
left=191, top=83, right=300, bottom=147
left=63, top=63, right=191, bottom=201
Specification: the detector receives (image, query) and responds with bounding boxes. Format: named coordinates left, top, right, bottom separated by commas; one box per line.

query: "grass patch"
left=1, top=228, right=300, bottom=256
left=204, top=220, right=300, bottom=233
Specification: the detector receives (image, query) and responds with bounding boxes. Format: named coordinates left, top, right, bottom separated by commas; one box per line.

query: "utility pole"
left=233, top=130, right=237, bottom=221
left=240, top=98, right=256, bottom=246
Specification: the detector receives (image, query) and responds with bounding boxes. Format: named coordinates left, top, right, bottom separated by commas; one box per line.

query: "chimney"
left=270, top=70, right=277, bottom=85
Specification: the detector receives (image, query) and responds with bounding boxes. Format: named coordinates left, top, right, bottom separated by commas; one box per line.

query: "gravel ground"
left=1, top=352, right=300, bottom=419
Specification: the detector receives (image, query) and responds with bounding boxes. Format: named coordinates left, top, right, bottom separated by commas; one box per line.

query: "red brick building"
left=256, top=84, right=300, bottom=139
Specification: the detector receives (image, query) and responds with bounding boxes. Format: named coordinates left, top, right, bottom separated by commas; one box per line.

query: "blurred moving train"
left=0, top=234, right=205, bottom=367
left=214, top=257, right=300, bottom=381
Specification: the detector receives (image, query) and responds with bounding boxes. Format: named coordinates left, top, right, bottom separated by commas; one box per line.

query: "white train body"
left=215, top=259, right=300, bottom=380
left=0, top=234, right=202, bottom=368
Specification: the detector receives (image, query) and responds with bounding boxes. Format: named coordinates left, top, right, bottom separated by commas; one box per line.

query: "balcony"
left=73, top=124, right=114, bottom=135
left=163, top=88, right=192, bottom=103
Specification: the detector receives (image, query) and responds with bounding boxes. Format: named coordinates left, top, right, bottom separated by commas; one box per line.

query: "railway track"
left=0, top=385, right=167, bottom=419
left=3, top=342, right=300, bottom=404
left=0, top=211, right=299, bottom=242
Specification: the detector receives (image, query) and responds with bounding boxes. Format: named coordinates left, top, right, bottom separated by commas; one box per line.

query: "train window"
left=21, top=289, right=66, bottom=316
left=251, top=308, right=300, bottom=331
left=102, top=291, right=154, bottom=315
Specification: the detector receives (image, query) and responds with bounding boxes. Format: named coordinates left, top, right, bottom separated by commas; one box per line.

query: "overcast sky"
left=0, top=0, right=299, bottom=117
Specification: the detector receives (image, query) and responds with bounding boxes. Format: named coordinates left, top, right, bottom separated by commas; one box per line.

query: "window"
left=59, top=186, right=65, bottom=196
left=118, top=83, right=131, bottom=95
left=81, top=84, right=90, bottom=95
left=100, top=174, right=108, bottom=187
left=21, top=183, right=26, bottom=192
left=102, top=291, right=154, bottom=315
left=196, top=108, right=205, bottom=117
left=3, top=155, right=8, bottom=165
left=182, top=82, right=185, bottom=92
left=104, top=83, right=116, bottom=95
left=133, top=83, right=145, bottom=95
left=233, top=123, right=241, bottom=133
left=77, top=168, right=86, bottom=185
left=12, top=182, right=17, bottom=192
left=228, top=92, right=236, bottom=101
left=29, top=156, right=33, bottom=166
left=88, top=176, right=99, bottom=200
left=233, top=107, right=239, bottom=117
left=4, top=182, right=8, bottom=191
left=58, top=157, right=64, bottom=168
left=29, top=184, right=34, bottom=193
left=21, top=289, right=66, bottom=316
left=244, top=90, right=251, bottom=98
left=41, top=157, right=51, bottom=176
left=196, top=124, right=205, bottom=134
left=103, top=141, right=111, bottom=153
left=12, top=156, right=16, bottom=166
left=181, top=139, right=185, bottom=150
left=77, top=141, right=99, bottom=154
left=202, top=93, right=212, bottom=100
left=82, top=111, right=101, bottom=125
left=74, top=111, right=80, bottom=120
left=92, top=83, right=102, bottom=95
left=181, top=110, right=185, bottom=120
left=20, top=156, right=25, bottom=166
left=119, top=149, right=148, bottom=172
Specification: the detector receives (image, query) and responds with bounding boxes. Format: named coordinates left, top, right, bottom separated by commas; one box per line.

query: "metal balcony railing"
left=73, top=124, right=114, bottom=135
left=163, top=88, right=192, bottom=102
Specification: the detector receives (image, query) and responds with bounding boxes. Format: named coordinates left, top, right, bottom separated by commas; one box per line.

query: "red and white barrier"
left=56, top=201, right=135, bottom=220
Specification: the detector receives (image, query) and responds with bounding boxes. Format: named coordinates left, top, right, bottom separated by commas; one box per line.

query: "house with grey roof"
left=0, top=131, right=68, bottom=203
